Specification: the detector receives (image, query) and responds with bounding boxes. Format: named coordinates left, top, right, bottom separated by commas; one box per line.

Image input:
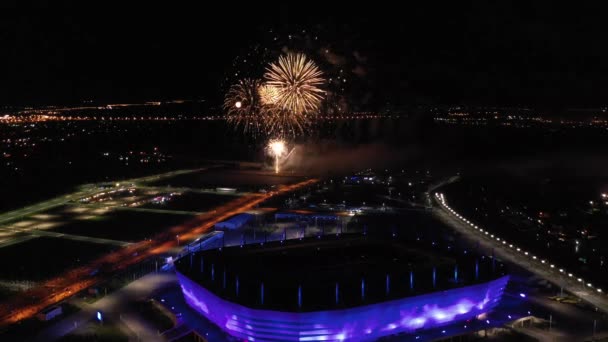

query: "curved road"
left=431, top=189, right=608, bottom=314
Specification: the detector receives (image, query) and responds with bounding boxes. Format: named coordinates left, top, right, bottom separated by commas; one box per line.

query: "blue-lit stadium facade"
left=176, top=270, right=509, bottom=341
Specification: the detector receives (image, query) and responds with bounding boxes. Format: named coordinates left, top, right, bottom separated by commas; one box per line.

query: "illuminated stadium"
left=175, top=234, right=509, bottom=341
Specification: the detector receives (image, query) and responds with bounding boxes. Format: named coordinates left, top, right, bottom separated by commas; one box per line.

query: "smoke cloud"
left=282, top=140, right=419, bottom=175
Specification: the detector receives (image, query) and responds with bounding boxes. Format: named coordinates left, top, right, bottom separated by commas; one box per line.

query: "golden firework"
left=224, top=53, right=325, bottom=137
left=267, top=138, right=286, bottom=173
left=264, top=52, right=324, bottom=115
left=258, top=83, right=280, bottom=105
left=223, top=79, right=266, bottom=134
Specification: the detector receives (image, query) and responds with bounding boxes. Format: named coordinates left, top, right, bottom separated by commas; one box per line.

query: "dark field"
left=50, top=210, right=196, bottom=242
left=150, top=168, right=305, bottom=191
left=0, top=237, right=116, bottom=281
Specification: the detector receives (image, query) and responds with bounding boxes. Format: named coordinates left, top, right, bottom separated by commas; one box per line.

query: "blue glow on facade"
left=298, top=285, right=302, bottom=308
left=177, top=271, right=509, bottom=341
left=386, top=274, right=390, bottom=295
left=410, top=270, right=414, bottom=290
left=261, top=283, right=265, bottom=304
left=361, top=278, right=365, bottom=301
left=335, top=282, right=339, bottom=304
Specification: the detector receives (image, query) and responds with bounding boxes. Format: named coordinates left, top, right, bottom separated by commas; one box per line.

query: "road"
left=32, top=272, right=177, bottom=342
left=0, top=178, right=317, bottom=326
left=68, top=203, right=206, bottom=216
left=0, top=224, right=130, bottom=247
left=432, top=189, right=608, bottom=314
left=0, top=235, right=37, bottom=248
left=0, top=168, right=213, bottom=250
left=0, top=167, right=209, bottom=226
left=137, top=185, right=252, bottom=197
left=0, top=167, right=211, bottom=248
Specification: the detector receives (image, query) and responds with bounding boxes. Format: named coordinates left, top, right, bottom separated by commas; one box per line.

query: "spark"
left=267, top=139, right=286, bottom=173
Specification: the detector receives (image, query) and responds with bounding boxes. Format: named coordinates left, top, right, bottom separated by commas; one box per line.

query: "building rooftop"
left=175, top=234, right=506, bottom=312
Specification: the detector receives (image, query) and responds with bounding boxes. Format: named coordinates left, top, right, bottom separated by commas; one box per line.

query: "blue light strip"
left=177, top=271, right=509, bottom=341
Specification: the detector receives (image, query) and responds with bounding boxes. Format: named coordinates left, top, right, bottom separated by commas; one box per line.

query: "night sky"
left=2, top=3, right=608, bottom=108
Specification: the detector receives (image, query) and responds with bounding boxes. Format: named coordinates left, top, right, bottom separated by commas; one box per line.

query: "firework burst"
left=257, top=83, right=280, bottom=106
left=223, top=78, right=267, bottom=134
left=264, top=52, right=325, bottom=115
left=224, top=52, right=326, bottom=137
